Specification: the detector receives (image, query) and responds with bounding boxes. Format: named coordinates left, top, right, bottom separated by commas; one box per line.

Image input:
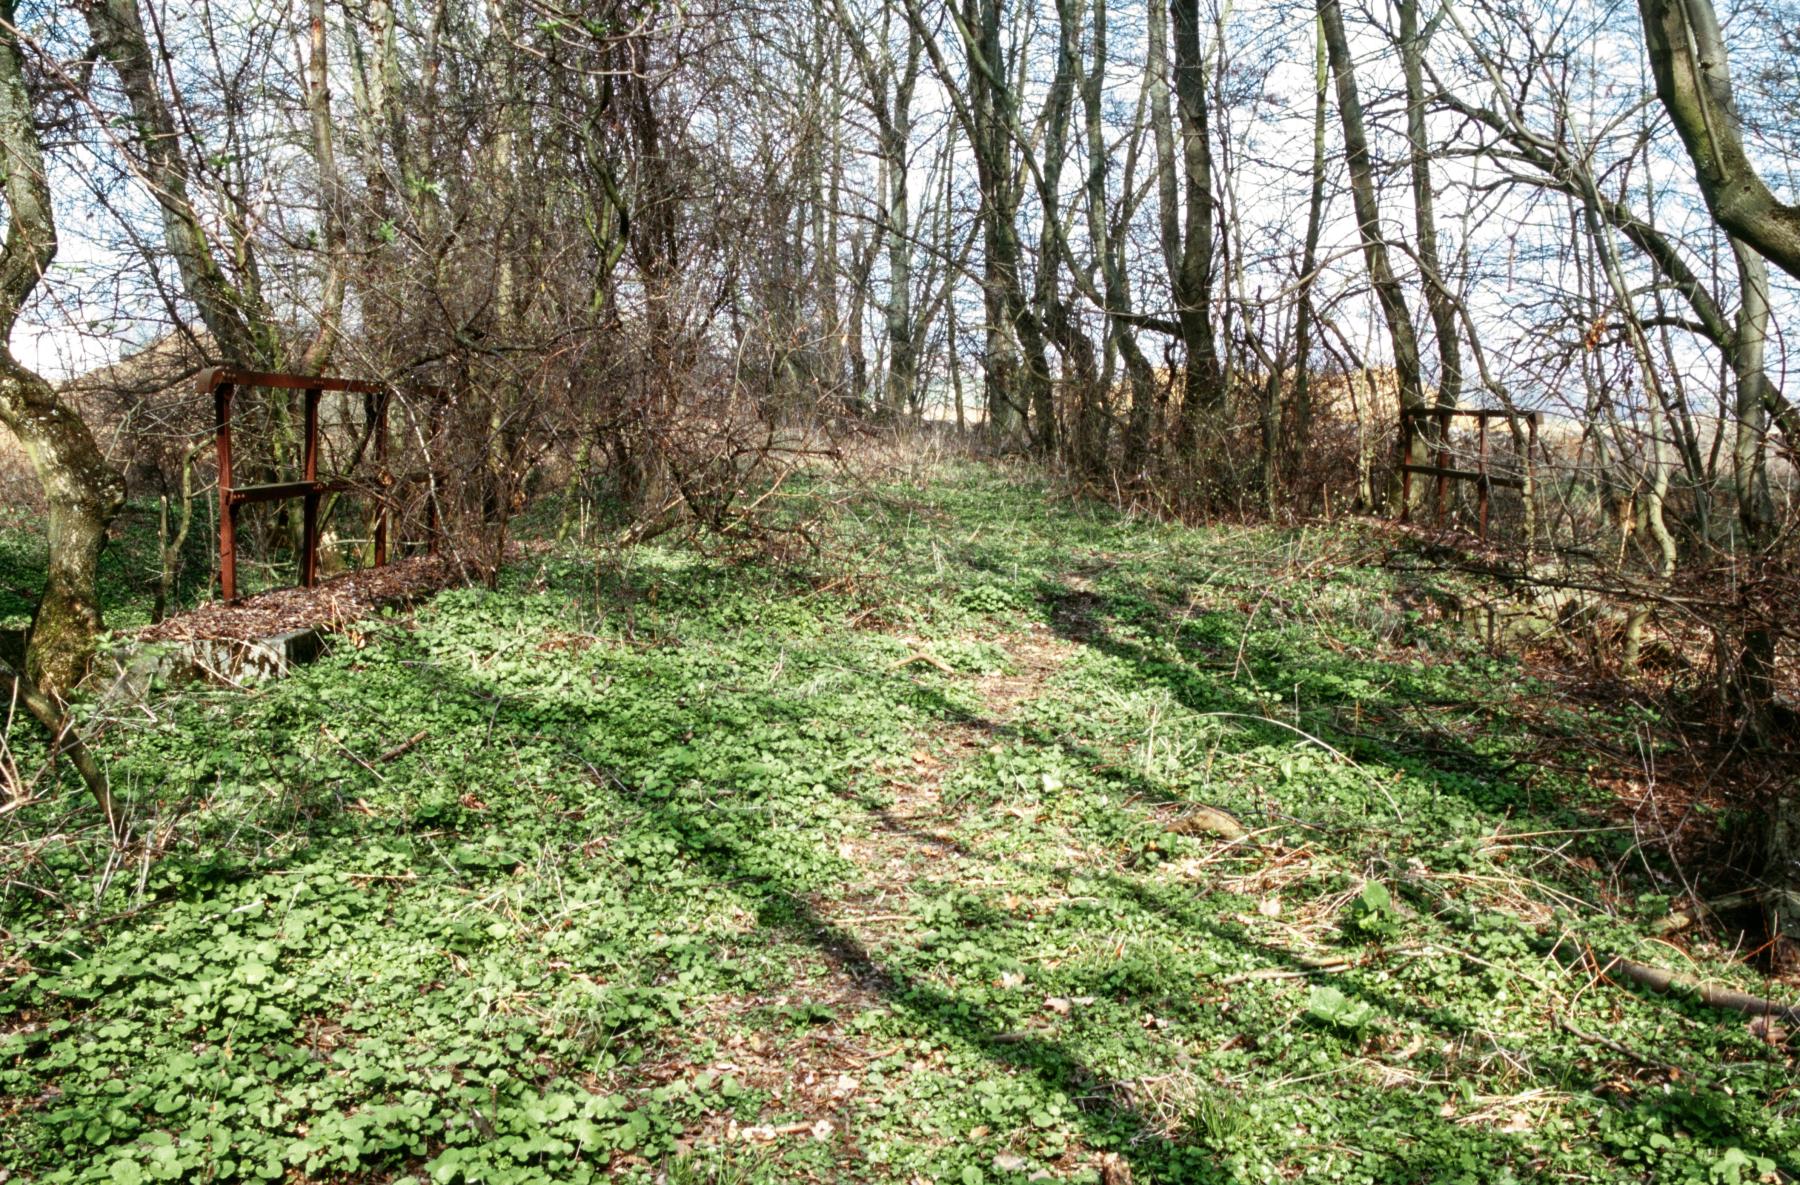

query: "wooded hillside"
left=0, top=0, right=1795, bottom=1180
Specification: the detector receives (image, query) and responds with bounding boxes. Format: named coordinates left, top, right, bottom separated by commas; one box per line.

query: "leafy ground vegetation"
left=2, top=462, right=1795, bottom=1184
left=1, top=501, right=216, bottom=634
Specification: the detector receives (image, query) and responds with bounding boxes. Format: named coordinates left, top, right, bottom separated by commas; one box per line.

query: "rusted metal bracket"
left=202, top=367, right=444, bottom=601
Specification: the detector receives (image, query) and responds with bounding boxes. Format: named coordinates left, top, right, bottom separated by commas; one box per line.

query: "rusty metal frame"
left=1398, top=406, right=1539, bottom=540
left=202, top=367, right=443, bottom=601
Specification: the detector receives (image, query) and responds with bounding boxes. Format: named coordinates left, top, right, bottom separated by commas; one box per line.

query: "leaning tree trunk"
left=1638, top=0, right=1800, bottom=282
left=1397, top=0, right=1460, bottom=414
left=1319, top=0, right=1427, bottom=506
left=0, top=0, right=124, bottom=695
left=84, top=0, right=275, bottom=369
left=0, top=364, right=122, bottom=694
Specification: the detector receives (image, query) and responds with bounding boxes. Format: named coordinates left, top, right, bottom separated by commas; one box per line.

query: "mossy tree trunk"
left=0, top=0, right=124, bottom=696
left=1770, top=792, right=1800, bottom=973
left=0, top=364, right=122, bottom=693
left=1634, top=0, right=1798, bottom=945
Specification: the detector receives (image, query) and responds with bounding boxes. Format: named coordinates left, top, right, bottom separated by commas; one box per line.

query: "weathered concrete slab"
left=92, top=626, right=331, bottom=707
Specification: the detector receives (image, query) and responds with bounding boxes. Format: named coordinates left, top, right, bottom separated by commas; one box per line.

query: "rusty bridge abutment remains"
left=204, top=367, right=445, bottom=602
left=1397, top=406, right=1540, bottom=541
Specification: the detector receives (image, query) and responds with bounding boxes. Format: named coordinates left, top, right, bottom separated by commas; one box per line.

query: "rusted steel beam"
left=1399, top=412, right=1415, bottom=524
left=199, top=366, right=383, bottom=395
left=1393, top=405, right=1538, bottom=538
left=1398, top=463, right=1525, bottom=489
left=227, top=479, right=357, bottom=504
left=1477, top=417, right=1491, bottom=540
left=1400, top=406, right=1541, bottom=422
left=373, top=391, right=390, bottom=567
left=427, top=392, right=447, bottom=557
left=206, top=367, right=447, bottom=602
left=1435, top=408, right=1452, bottom=527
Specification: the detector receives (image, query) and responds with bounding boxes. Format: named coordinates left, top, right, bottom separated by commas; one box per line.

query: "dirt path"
left=655, top=626, right=1090, bottom=1169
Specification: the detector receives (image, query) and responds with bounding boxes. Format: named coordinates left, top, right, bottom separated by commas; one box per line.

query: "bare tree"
left=1319, top=0, right=1427, bottom=500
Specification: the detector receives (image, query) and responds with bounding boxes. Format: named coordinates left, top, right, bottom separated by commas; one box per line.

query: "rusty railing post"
left=302, top=386, right=321, bottom=587
left=427, top=391, right=446, bottom=557
left=199, top=368, right=433, bottom=602
left=1434, top=408, right=1451, bottom=528
left=1398, top=409, right=1414, bottom=523
left=1477, top=415, right=1490, bottom=541
left=374, top=390, right=390, bottom=567
left=211, top=371, right=240, bottom=602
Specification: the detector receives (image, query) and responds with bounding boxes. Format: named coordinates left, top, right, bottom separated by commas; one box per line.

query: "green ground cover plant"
left=0, top=500, right=217, bottom=633
left=1, top=463, right=1793, bottom=1184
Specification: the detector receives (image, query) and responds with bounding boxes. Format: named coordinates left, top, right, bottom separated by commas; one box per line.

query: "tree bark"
left=1034, top=0, right=1082, bottom=457
left=297, top=0, right=346, bottom=373
left=883, top=26, right=921, bottom=415
left=1287, top=12, right=1330, bottom=496
left=1082, top=0, right=1153, bottom=472
left=1397, top=0, right=1460, bottom=412
left=1319, top=0, right=1427, bottom=501
left=1168, top=0, right=1222, bottom=450
left=957, top=0, right=1052, bottom=450
left=83, top=0, right=275, bottom=368
left=1639, top=0, right=1800, bottom=282
left=0, top=0, right=124, bottom=695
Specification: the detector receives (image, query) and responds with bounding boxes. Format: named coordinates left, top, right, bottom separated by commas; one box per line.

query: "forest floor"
left=1, top=461, right=1795, bottom=1184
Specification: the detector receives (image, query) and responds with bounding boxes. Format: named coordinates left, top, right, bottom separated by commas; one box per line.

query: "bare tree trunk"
left=883, top=25, right=921, bottom=415
left=1723, top=239, right=1793, bottom=958
left=1288, top=12, right=1330, bottom=494
left=1168, top=0, right=1222, bottom=451
left=1397, top=0, right=1460, bottom=413
left=1034, top=0, right=1082, bottom=458
left=813, top=15, right=849, bottom=411
left=1319, top=0, right=1426, bottom=503
left=297, top=0, right=347, bottom=373
left=1772, top=797, right=1800, bottom=973
left=0, top=1, right=124, bottom=695
left=1728, top=238, right=1776, bottom=546
left=958, top=0, right=1052, bottom=451
left=83, top=0, right=275, bottom=368
left=1082, top=0, right=1153, bottom=473
left=1639, top=0, right=1800, bottom=280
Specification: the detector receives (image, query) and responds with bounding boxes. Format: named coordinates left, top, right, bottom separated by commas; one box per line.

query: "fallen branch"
left=0, top=659, right=119, bottom=840
left=889, top=652, right=955, bottom=674
left=1399, top=872, right=1800, bottom=1030
left=1220, top=960, right=1352, bottom=985
left=320, top=724, right=385, bottom=781
left=1560, top=944, right=1800, bottom=1027
left=1556, top=1015, right=1678, bottom=1071
left=378, top=729, right=430, bottom=763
